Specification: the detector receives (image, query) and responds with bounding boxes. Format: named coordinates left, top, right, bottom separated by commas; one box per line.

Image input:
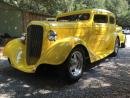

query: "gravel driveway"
left=0, top=35, right=130, bottom=98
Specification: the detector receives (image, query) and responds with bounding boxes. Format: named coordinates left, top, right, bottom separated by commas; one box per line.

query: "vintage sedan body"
left=116, top=25, right=126, bottom=48
left=4, top=9, right=119, bottom=82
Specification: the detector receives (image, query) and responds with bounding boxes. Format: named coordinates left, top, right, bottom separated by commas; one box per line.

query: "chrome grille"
left=26, top=25, right=43, bottom=65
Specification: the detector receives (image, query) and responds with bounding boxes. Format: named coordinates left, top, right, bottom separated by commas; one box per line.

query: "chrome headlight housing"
left=48, top=30, right=57, bottom=41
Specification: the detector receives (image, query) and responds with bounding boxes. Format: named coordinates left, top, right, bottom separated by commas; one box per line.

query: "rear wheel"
left=121, top=37, right=126, bottom=48
left=121, top=43, right=125, bottom=48
left=64, top=48, right=85, bottom=83
left=112, top=38, right=119, bottom=56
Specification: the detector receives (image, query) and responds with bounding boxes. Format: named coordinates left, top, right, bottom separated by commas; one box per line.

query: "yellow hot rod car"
left=116, top=25, right=126, bottom=48
left=4, top=9, right=119, bottom=82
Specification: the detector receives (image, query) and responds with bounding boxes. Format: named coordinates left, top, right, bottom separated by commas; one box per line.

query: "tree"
left=105, top=0, right=129, bottom=26
left=105, top=0, right=128, bottom=17
left=83, top=0, right=106, bottom=9
left=2, top=0, right=130, bottom=27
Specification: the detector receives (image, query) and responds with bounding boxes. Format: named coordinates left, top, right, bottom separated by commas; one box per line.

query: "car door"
left=91, top=14, right=109, bottom=55
left=106, top=16, right=116, bottom=51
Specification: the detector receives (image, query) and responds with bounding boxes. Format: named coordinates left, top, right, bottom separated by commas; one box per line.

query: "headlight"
left=48, top=30, right=57, bottom=41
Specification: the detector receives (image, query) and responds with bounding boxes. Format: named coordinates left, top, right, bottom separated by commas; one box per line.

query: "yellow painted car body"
left=116, top=25, right=126, bottom=48
left=4, top=9, right=117, bottom=73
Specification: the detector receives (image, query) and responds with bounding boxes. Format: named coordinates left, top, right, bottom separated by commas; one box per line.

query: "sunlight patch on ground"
left=32, top=89, right=52, bottom=95
left=39, top=89, right=52, bottom=94
left=24, top=93, right=32, bottom=97
left=23, top=84, right=30, bottom=88
left=126, top=35, right=130, bottom=47
left=0, top=92, right=15, bottom=98
left=0, top=83, right=9, bottom=88
left=0, top=94, right=11, bottom=98
left=100, top=62, right=117, bottom=69
left=80, top=77, right=111, bottom=89
left=93, top=62, right=121, bottom=78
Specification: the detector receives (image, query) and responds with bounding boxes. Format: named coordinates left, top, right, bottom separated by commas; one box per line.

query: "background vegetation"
left=2, top=0, right=130, bottom=27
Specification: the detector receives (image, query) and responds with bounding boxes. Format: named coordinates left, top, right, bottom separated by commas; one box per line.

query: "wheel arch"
left=73, top=44, right=90, bottom=60
left=70, top=44, right=91, bottom=68
left=36, top=44, right=91, bottom=72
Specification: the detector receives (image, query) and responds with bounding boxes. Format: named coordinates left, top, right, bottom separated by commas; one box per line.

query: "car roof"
left=57, top=9, right=115, bottom=18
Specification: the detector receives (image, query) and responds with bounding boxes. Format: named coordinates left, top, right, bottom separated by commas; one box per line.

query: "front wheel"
left=64, top=48, right=85, bottom=83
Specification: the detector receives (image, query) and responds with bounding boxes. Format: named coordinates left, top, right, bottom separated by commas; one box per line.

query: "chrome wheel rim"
left=69, top=51, right=83, bottom=77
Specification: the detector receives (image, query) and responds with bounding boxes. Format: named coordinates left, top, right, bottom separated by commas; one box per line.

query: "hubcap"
left=69, top=51, right=83, bottom=77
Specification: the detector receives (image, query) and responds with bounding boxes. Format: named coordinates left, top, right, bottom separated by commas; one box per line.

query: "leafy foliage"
left=2, top=0, right=130, bottom=27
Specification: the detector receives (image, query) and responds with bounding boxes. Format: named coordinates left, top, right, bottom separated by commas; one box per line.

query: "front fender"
left=37, top=37, right=91, bottom=65
left=4, top=39, right=36, bottom=73
left=3, top=39, right=24, bottom=57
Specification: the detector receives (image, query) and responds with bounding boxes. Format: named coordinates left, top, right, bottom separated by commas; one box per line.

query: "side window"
left=57, top=15, right=78, bottom=21
left=94, top=15, right=108, bottom=23
left=78, top=13, right=90, bottom=20
left=110, top=16, right=115, bottom=24
left=57, top=13, right=90, bottom=21
left=57, top=16, right=70, bottom=21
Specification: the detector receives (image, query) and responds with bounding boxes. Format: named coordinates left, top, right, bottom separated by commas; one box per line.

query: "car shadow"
left=0, top=60, right=68, bottom=87
left=0, top=50, right=130, bottom=98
